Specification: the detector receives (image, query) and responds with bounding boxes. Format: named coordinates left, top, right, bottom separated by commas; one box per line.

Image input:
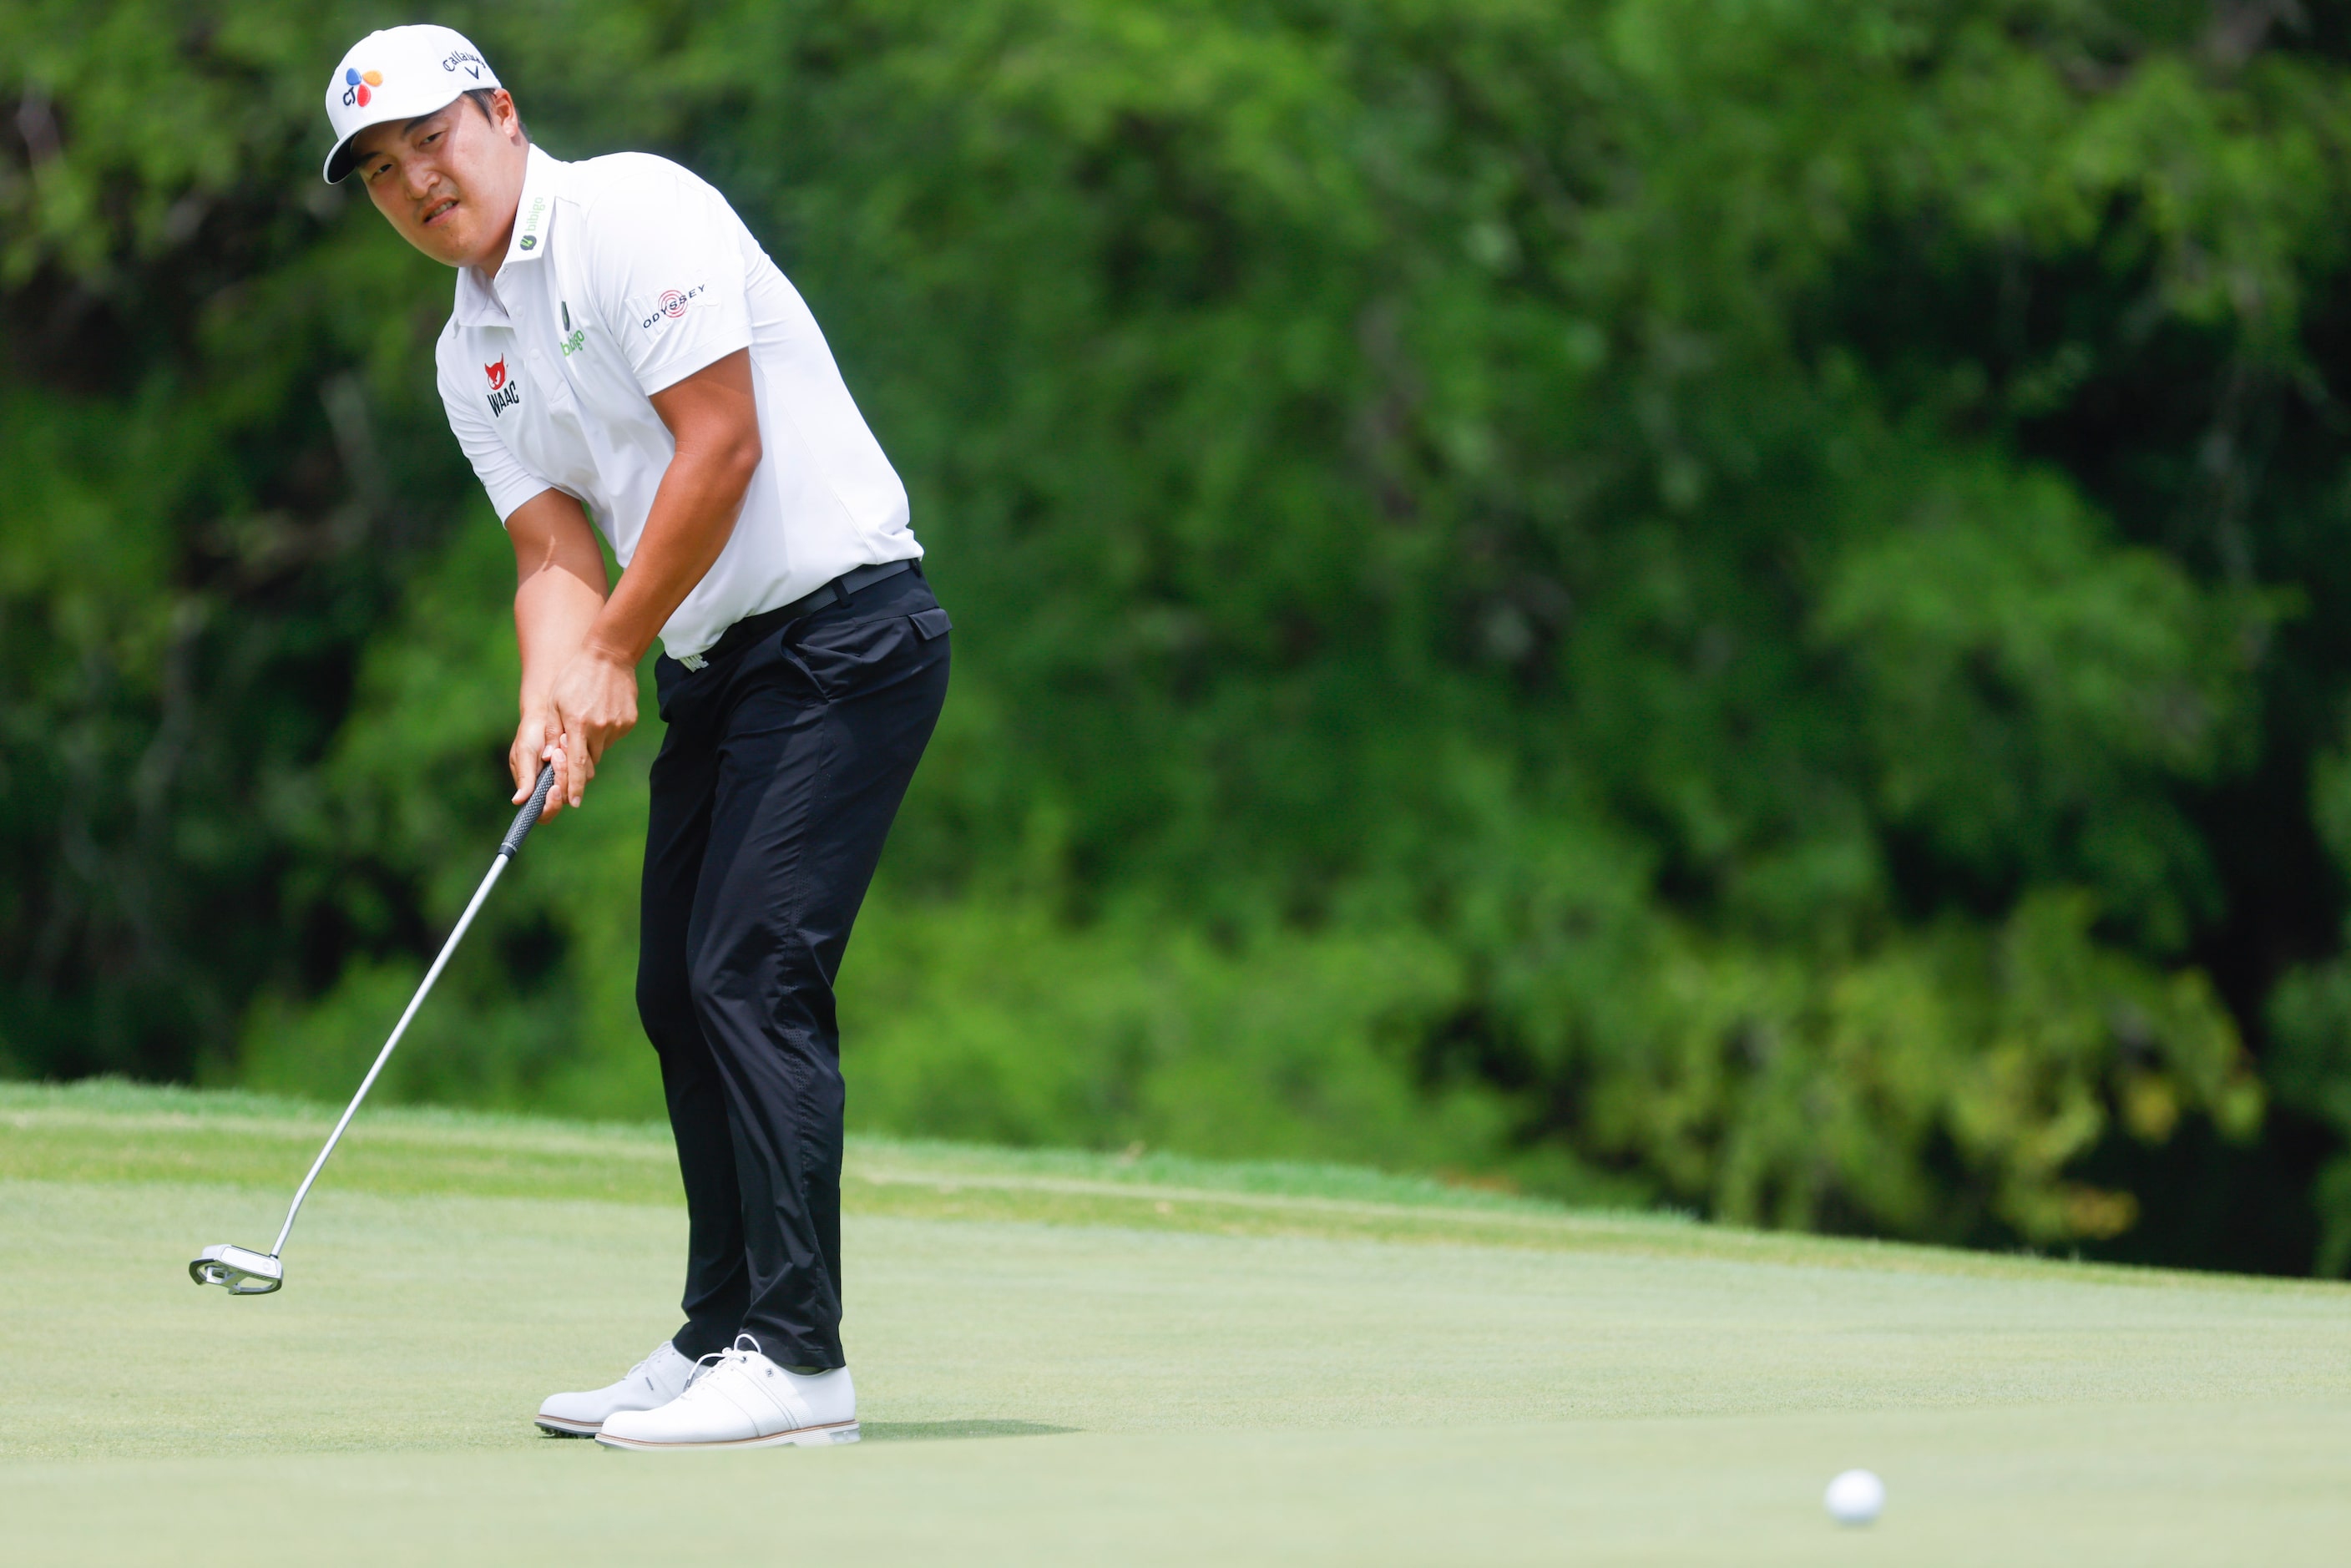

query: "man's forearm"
left=584, top=349, right=764, bottom=665
left=517, top=352, right=761, bottom=812
left=507, top=488, right=610, bottom=706
left=501, top=488, right=611, bottom=812
left=582, top=442, right=755, bottom=665
left=516, top=563, right=606, bottom=707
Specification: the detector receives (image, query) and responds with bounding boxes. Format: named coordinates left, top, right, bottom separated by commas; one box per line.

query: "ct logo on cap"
left=341, top=68, right=383, bottom=109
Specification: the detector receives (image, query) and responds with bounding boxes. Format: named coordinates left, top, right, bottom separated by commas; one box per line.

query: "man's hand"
left=545, top=644, right=640, bottom=810
left=510, top=706, right=559, bottom=813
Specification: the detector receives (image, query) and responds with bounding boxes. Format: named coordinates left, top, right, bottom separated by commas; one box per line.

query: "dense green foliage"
left=11, top=0, right=2351, bottom=1268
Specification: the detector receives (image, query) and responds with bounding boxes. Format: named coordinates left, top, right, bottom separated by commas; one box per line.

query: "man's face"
left=349, top=92, right=528, bottom=271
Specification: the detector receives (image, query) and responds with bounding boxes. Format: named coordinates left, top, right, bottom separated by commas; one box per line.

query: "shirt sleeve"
left=577, top=158, right=755, bottom=397
left=437, top=347, right=554, bottom=523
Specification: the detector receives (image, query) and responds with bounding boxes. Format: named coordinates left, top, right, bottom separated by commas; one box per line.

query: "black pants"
left=636, top=567, right=949, bottom=1370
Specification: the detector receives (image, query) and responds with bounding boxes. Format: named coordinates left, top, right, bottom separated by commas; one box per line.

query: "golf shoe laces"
left=688, top=1347, right=730, bottom=1389
left=662, top=1337, right=776, bottom=1423
left=697, top=1333, right=765, bottom=1376
left=626, top=1343, right=702, bottom=1393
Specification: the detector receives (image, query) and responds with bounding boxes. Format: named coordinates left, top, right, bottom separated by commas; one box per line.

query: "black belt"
left=675, top=559, right=919, bottom=671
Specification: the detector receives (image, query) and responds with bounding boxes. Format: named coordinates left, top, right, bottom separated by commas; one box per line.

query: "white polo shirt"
left=434, top=144, right=918, bottom=660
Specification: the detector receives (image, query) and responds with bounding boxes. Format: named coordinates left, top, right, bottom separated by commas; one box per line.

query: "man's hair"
left=463, top=88, right=527, bottom=142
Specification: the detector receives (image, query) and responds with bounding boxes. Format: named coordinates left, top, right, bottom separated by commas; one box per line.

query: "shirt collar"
left=500, top=144, right=565, bottom=269
left=449, top=145, right=565, bottom=328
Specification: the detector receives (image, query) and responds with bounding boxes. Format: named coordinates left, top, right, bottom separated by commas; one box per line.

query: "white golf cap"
left=321, top=25, right=503, bottom=184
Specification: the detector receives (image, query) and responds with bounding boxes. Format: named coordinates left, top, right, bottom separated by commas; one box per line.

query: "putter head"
left=190, top=1243, right=283, bottom=1295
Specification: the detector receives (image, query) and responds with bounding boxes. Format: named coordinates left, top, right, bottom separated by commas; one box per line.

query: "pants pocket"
left=787, top=604, right=948, bottom=702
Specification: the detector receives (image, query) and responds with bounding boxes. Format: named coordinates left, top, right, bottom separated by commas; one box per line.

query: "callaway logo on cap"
left=321, top=24, right=503, bottom=184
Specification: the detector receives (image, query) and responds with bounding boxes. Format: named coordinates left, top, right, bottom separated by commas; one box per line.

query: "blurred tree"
left=6, top=0, right=2349, bottom=1265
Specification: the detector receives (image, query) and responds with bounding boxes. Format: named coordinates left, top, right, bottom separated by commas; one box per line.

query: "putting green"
left=4, top=1082, right=2348, bottom=1564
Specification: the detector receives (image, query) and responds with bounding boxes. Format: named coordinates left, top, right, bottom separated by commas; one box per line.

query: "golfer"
left=323, top=26, right=948, bottom=1449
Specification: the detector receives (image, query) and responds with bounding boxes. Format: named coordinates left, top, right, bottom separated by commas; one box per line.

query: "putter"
left=190, top=761, right=560, bottom=1295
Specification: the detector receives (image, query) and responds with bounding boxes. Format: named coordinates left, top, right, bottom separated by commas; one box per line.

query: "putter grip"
left=500, top=763, right=559, bottom=860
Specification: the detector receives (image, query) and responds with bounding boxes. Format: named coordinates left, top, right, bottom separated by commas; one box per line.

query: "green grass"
left=5, top=1082, right=2350, bottom=1564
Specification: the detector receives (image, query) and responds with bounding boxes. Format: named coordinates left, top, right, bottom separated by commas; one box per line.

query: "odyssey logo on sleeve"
left=341, top=67, right=383, bottom=108
left=639, top=284, right=709, bottom=331
left=484, top=357, right=522, bottom=417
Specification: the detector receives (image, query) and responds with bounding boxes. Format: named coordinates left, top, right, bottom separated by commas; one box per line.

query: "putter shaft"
left=265, top=763, right=559, bottom=1262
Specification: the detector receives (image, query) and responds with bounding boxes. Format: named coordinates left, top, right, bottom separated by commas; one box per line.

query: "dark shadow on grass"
left=860, top=1419, right=1078, bottom=1443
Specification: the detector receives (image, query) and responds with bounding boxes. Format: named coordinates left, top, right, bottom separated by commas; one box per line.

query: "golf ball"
left=1823, top=1469, right=1885, bottom=1525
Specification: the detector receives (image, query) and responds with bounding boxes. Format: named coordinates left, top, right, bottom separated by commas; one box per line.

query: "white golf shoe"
left=595, top=1335, right=859, bottom=1450
left=535, top=1340, right=701, bottom=1437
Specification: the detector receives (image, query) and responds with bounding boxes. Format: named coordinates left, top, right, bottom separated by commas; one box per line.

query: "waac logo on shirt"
left=484, top=357, right=522, bottom=418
